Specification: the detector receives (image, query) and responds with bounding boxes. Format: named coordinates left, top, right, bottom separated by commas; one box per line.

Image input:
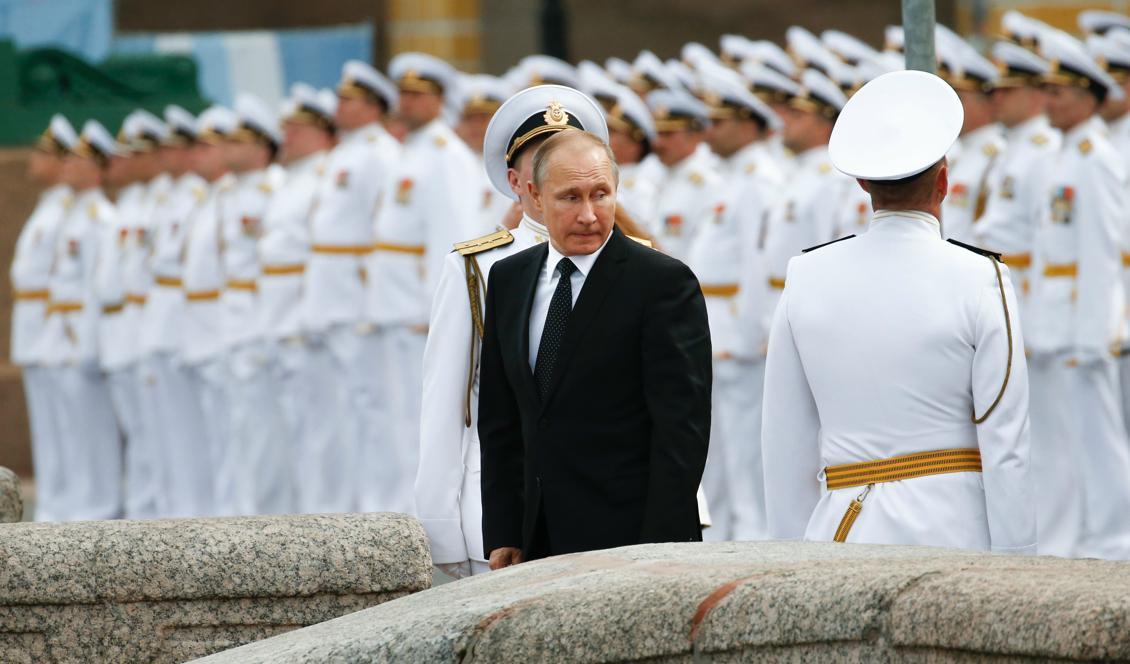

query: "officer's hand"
left=488, top=546, right=523, bottom=570
left=436, top=561, right=472, bottom=579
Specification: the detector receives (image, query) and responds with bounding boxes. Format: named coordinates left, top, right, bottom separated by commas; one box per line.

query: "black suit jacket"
left=478, top=227, right=712, bottom=559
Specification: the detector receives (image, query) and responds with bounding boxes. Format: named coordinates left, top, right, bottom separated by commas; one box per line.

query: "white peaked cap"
left=483, top=85, right=609, bottom=201
left=235, top=92, right=282, bottom=146
left=830, top=70, right=963, bottom=181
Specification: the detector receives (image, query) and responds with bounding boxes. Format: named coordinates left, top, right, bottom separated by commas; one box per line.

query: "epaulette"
left=1079, top=139, right=1093, bottom=155
left=688, top=172, right=704, bottom=185
left=1030, top=133, right=1049, bottom=146
left=86, top=202, right=99, bottom=219
left=818, top=162, right=832, bottom=174
left=623, top=176, right=636, bottom=190
left=433, top=135, right=448, bottom=148
left=947, top=238, right=1002, bottom=261
left=801, top=234, right=854, bottom=253
left=192, top=186, right=207, bottom=202
left=454, top=229, right=513, bottom=256
left=258, top=181, right=274, bottom=194
left=627, top=235, right=653, bottom=248
left=744, top=163, right=757, bottom=175
left=982, top=142, right=1000, bottom=157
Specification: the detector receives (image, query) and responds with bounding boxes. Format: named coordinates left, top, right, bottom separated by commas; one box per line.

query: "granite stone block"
left=0, top=466, right=21, bottom=523
left=196, top=541, right=1130, bottom=663
left=0, top=512, right=431, bottom=662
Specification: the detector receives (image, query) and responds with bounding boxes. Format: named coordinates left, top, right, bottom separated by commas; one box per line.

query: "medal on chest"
left=664, top=214, right=684, bottom=236
left=1051, top=186, right=1074, bottom=224
left=396, top=178, right=414, bottom=206
left=949, top=183, right=970, bottom=208
left=999, top=176, right=1015, bottom=200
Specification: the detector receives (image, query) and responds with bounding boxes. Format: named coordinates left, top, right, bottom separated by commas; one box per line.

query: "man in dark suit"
left=479, top=128, right=712, bottom=570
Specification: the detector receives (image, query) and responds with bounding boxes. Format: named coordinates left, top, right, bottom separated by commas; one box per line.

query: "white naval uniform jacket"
left=416, top=216, right=549, bottom=565
left=617, top=159, right=661, bottom=231
left=1028, top=117, right=1128, bottom=360
left=368, top=119, right=480, bottom=327
left=302, top=122, right=399, bottom=332
left=758, top=145, right=854, bottom=344
left=258, top=153, right=323, bottom=341
left=42, top=188, right=115, bottom=368
left=181, top=175, right=233, bottom=365
left=139, top=174, right=206, bottom=356
left=723, top=141, right=783, bottom=359
left=650, top=148, right=727, bottom=263
left=121, top=173, right=173, bottom=367
left=942, top=124, right=1007, bottom=245
left=11, top=184, right=71, bottom=365
left=95, top=183, right=142, bottom=372
left=219, top=165, right=286, bottom=348
left=1105, top=114, right=1130, bottom=354
left=974, top=115, right=1060, bottom=332
left=762, top=210, right=1035, bottom=553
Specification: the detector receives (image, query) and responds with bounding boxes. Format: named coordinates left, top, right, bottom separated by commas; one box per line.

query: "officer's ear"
left=935, top=161, right=949, bottom=202
left=507, top=167, right=522, bottom=198
left=527, top=179, right=543, bottom=213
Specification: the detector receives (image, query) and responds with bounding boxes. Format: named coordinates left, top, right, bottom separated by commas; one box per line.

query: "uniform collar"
left=1005, top=114, right=1048, bottom=142
left=1063, top=115, right=1100, bottom=144
left=406, top=117, right=445, bottom=145
left=288, top=150, right=326, bottom=174
left=519, top=214, right=549, bottom=241
left=341, top=121, right=382, bottom=145
left=870, top=209, right=941, bottom=236
left=961, top=123, right=1003, bottom=148
left=796, top=144, right=830, bottom=168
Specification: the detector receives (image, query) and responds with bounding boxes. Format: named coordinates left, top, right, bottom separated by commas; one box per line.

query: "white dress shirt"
left=527, top=229, right=612, bottom=371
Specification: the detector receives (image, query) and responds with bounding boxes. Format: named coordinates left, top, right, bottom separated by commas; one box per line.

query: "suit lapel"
left=516, top=243, right=547, bottom=401
left=539, top=229, right=628, bottom=411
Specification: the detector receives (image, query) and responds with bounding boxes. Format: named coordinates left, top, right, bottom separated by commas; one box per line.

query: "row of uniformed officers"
left=13, top=9, right=1130, bottom=572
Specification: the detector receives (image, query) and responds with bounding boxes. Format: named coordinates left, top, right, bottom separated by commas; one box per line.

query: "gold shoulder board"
left=87, top=202, right=99, bottom=219
left=627, top=235, right=653, bottom=248
left=1030, top=133, right=1048, bottom=146
left=1079, top=138, right=1093, bottom=155
left=818, top=162, right=832, bottom=174
left=258, top=181, right=274, bottom=194
left=982, top=142, right=999, bottom=157
left=688, top=172, right=704, bottom=185
left=434, top=135, right=448, bottom=148
left=454, top=229, right=514, bottom=256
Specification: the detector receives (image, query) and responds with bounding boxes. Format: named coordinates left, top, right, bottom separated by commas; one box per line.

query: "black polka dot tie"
left=534, top=257, right=577, bottom=400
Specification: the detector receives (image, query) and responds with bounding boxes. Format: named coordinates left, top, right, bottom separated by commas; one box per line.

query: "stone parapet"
left=0, top=512, right=431, bottom=662
left=198, top=540, right=1130, bottom=662
left=0, top=466, right=21, bottom=522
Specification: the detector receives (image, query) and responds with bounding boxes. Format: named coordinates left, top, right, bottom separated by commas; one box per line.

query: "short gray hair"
left=531, top=130, right=619, bottom=189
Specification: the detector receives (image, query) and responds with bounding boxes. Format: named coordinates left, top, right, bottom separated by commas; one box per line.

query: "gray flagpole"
left=903, top=0, right=937, bottom=74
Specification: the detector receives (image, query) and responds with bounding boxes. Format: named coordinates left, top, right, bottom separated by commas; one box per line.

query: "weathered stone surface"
left=0, top=466, right=21, bottom=522
left=197, top=541, right=1130, bottom=663
left=0, top=512, right=431, bottom=662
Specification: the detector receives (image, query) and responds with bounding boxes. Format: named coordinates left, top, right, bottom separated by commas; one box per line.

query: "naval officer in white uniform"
left=761, top=70, right=1035, bottom=554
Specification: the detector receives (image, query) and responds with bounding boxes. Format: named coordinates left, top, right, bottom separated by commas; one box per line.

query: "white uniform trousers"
left=1119, top=355, right=1130, bottom=443
left=48, top=364, right=122, bottom=520
left=145, top=354, right=212, bottom=517
left=113, top=363, right=159, bottom=519
left=23, top=365, right=63, bottom=521
left=186, top=357, right=230, bottom=516
left=294, top=331, right=354, bottom=513
left=357, top=325, right=421, bottom=514
left=1028, top=353, right=1083, bottom=557
left=721, top=358, right=769, bottom=540
left=701, top=359, right=738, bottom=541
left=1071, top=358, right=1130, bottom=559
left=127, top=360, right=163, bottom=518
left=224, top=343, right=293, bottom=516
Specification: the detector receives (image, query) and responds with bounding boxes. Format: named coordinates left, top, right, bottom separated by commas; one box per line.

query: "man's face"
left=397, top=89, right=443, bottom=130
left=223, top=140, right=267, bottom=173
left=957, top=89, right=993, bottom=135
left=282, top=120, right=331, bottom=164
left=62, top=154, right=101, bottom=189
left=652, top=128, right=700, bottom=167
left=105, top=154, right=133, bottom=188
left=781, top=106, right=821, bottom=153
left=990, top=86, right=1044, bottom=127
left=456, top=112, right=492, bottom=153
left=608, top=128, right=644, bottom=165
left=191, top=142, right=227, bottom=181
left=335, top=95, right=377, bottom=131
left=532, top=141, right=617, bottom=256
left=159, top=144, right=190, bottom=176
left=28, top=151, right=61, bottom=184
left=1044, top=83, right=1097, bottom=131
left=705, top=117, right=756, bottom=158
